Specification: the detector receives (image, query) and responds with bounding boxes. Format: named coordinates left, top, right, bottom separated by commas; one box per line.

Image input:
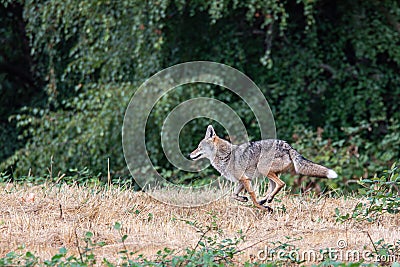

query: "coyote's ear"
left=205, top=125, right=216, bottom=139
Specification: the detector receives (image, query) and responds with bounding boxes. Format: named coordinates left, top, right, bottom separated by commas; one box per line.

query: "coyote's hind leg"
left=240, top=177, right=272, bottom=212
left=262, top=172, right=285, bottom=203
left=231, top=182, right=248, bottom=202
left=258, top=178, right=276, bottom=205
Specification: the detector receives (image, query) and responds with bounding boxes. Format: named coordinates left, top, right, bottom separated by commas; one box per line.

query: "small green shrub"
left=314, top=238, right=400, bottom=267
left=0, top=247, right=39, bottom=267
left=335, top=163, right=400, bottom=223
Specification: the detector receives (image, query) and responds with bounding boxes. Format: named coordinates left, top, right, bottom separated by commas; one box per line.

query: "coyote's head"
left=189, top=125, right=218, bottom=161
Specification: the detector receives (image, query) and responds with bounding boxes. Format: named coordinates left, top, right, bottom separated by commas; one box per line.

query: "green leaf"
left=114, top=222, right=121, bottom=230
left=59, top=247, right=67, bottom=255
left=86, top=231, right=94, bottom=238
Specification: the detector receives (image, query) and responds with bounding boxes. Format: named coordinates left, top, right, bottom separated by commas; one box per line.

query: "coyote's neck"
left=211, top=138, right=234, bottom=178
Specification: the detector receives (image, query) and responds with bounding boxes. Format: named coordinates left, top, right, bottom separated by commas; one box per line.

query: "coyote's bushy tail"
left=289, top=149, right=337, bottom=178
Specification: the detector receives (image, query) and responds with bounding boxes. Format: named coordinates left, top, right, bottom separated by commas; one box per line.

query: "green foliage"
left=0, top=1, right=41, bottom=164
left=0, top=246, right=39, bottom=267
left=314, top=238, right=400, bottom=267
left=335, top=163, right=400, bottom=223
left=1, top=83, right=131, bottom=179
left=372, top=239, right=400, bottom=264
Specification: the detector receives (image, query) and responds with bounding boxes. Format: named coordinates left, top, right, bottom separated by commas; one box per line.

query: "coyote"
left=189, top=125, right=337, bottom=211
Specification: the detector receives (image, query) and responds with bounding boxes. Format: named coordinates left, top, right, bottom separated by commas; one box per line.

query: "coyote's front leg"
left=239, top=177, right=273, bottom=212
left=231, top=182, right=248, bottom=202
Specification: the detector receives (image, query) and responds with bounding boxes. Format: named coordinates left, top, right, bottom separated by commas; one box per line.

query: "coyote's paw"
left=232, top=195, right=248, bottom=202
left=258, top=199, right=267, bottom=205
left=258, top=196, right=273, bottom=205
left=263, top=206, right=274, bottom=213
left=260, top=205, right=273, bottom=213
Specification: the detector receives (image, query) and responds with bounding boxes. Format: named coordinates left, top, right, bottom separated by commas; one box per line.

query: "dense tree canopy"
left=0, top=0, right=399, bottom=192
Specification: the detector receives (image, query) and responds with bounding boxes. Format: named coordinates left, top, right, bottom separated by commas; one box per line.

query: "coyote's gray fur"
left=189, top=125, right=338, bottom=211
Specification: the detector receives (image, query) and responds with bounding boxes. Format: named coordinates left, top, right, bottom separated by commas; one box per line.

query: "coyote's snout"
left=189, top=125, right=338, bottom=211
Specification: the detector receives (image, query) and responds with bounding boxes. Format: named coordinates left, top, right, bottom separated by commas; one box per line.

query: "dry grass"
left=0, top=182, right=399, bottom=265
